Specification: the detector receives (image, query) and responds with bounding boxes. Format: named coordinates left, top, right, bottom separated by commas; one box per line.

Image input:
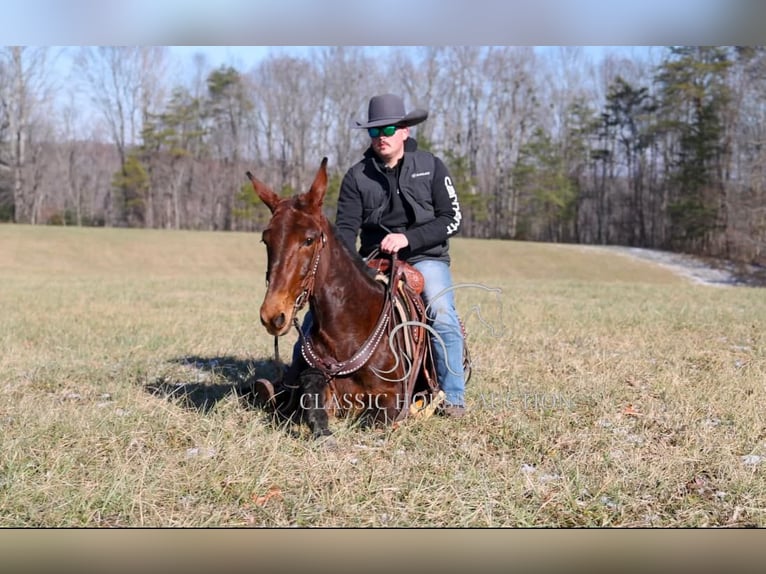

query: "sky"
left=167, top=46, right=311, bottom=72
left=2, top=0, right=765, bottom=45
left=162, top=46, right=653, bottom=78
left=9, top=0, right=765, bottom=134
left=165, top=46, right=314, bottom=81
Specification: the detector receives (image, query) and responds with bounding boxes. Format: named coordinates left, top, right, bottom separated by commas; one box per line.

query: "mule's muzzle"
left=261, top=308, right=292, bottom=336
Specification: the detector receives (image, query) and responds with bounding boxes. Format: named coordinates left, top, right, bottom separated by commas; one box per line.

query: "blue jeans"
left=413, top=260, right=466, bottom=407
left=290, top=259, right=466, bottom=407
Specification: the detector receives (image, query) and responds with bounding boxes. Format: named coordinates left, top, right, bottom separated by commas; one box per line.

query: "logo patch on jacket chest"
left=410, top=171, right=431, bottom=178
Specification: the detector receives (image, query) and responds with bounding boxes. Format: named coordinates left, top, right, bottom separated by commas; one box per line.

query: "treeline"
left=1, top=46, right=765, bottom=265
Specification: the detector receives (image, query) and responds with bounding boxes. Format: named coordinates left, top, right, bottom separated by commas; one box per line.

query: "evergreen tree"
left=655, top=46, right=732, bottom=250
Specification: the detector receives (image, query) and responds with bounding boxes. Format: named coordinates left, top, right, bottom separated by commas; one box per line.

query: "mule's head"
left=246, top=158, right=329, bottom=336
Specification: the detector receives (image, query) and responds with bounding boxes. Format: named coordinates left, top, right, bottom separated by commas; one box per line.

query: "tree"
left=203, top=65, right=253, bottom=230
left=140, top=87, right=205, bottom=229
left=514, top=128, right=578, bottom=242
left=0, top=47, right=55, bottom=223
left=726, top=47, right=766, bottom=262
left=655, top=46, right=732, bottom=253
left=483, top=46, right=538, bottom=239
left=317, top=46, right=381, bottom=172
left=111, top=152, right=149, bottom=226
left=604, top=76, right=657, bottom=245
left=250, top=58, right=306, bottom=186
left=76, top=47, right=167, bottom=226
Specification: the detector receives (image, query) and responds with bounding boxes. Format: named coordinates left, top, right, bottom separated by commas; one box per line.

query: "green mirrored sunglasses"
left=368, top=125, right=398, bottom=138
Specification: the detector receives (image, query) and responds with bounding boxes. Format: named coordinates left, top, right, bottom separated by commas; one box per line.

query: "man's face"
left=369, top=125, right=409, bottom=164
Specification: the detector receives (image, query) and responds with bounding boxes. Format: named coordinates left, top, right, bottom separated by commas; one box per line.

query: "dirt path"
left=599, top=246, right=766, bottom=288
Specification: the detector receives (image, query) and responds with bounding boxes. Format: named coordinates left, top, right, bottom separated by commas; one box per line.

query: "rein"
left=296, top=249, right=397, bottom=380
left=297, top=290, right=393, bottom=378
left=270, top=238, right=437, bottom=422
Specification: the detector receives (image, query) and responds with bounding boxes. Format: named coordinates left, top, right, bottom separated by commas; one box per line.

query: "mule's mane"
left=286, top=191, right=383, bottom=292
left=327, top=221, right=384, bottom=289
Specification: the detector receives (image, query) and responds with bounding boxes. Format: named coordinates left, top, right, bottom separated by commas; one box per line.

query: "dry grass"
left=1, top=223, right=765, bottom=527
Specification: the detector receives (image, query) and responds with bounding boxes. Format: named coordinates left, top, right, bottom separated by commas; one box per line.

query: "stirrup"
left=409, top=390, right=445, bottom=419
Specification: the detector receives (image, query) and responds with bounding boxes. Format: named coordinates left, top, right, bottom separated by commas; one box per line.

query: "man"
left=255, top=94, right=467, bottom=418
left=336, top=93, right=466, bottom=417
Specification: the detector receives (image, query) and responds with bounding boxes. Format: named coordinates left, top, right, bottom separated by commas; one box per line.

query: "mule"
left=246, top=158, right=455, bottom=439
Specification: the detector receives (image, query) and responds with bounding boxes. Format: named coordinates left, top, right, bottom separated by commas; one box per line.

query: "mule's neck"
left=309, top=229, right=386, bottom=348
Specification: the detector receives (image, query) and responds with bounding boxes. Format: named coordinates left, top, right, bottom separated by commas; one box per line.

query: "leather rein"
left=271, top=234, right=395, bottom=381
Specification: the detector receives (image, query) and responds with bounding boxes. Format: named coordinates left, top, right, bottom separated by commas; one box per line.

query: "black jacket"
left=335, top=138, right=462, bottom=264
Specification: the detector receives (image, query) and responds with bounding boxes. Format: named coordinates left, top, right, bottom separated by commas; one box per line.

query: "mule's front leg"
left=298, top=368, right=333, bottom=440
left=371, top=391, right=403, bottom=426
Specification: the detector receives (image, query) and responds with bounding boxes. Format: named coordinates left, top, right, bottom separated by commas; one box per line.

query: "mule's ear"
left=304, top=157, right=328, bottom=209
left=246, top=171, right=280, bottom=213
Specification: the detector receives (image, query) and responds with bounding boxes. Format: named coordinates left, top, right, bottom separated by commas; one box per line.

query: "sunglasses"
left=368, top=125, right=398, bottom=138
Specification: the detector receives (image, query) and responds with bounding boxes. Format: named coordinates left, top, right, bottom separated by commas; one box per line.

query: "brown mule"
left=246, top=158, right=452, bottom=439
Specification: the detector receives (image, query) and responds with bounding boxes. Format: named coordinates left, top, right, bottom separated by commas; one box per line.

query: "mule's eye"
left=305, top=236, right=315, bottom=247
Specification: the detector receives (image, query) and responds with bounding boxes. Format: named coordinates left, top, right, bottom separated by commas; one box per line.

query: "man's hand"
left=380, top=233, right=409, bottom=254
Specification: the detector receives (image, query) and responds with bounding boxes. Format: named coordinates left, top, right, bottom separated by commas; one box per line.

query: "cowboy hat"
left=349, top=93, right=428, bottom=129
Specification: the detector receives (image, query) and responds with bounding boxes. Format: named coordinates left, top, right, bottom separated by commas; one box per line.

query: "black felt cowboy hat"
left=350, top=93, right=428, bottom=129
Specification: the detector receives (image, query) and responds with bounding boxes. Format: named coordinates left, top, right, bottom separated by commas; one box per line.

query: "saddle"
left=365, top=257, right=441, bottom=420
left=366, top=257, right=424, bottom=294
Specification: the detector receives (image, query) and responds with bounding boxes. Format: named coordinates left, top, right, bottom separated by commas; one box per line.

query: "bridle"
left=269, top=235, right=440, bottom=423
left=298, top=281, right=394, bottom=379
left=292, top=231, right=326, bottom=315
left=269, top=229, right=326, bottom=364
left=296, top=247, right=396, bottom=380
left=274, top=236, right=396, bottom=381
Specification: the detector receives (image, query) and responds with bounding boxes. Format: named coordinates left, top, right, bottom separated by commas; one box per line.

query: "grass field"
left=1, top=223, right=765, bottom=527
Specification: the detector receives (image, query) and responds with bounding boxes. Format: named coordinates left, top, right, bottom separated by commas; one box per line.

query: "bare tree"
left=0, top=46, right=55, bottom=223
left=248, top=55, right=320, bottom=194
left=727, top=47, right=766, bottom=262
left=75, top=47, right=167, bottom=226
left=316, top=47, right=381, bottom=171
left=389, top=46, right=443, bottom=149
left=483, top=46, right=538, bottom=239
left=59, top=97, right=86, bottom=225
left=433, top=47, right=488, bottom=235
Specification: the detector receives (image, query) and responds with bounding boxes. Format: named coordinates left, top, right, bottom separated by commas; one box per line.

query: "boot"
left=252, top=378, right=277, bottom=408
left=254, top=359, right=305, bottom=419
